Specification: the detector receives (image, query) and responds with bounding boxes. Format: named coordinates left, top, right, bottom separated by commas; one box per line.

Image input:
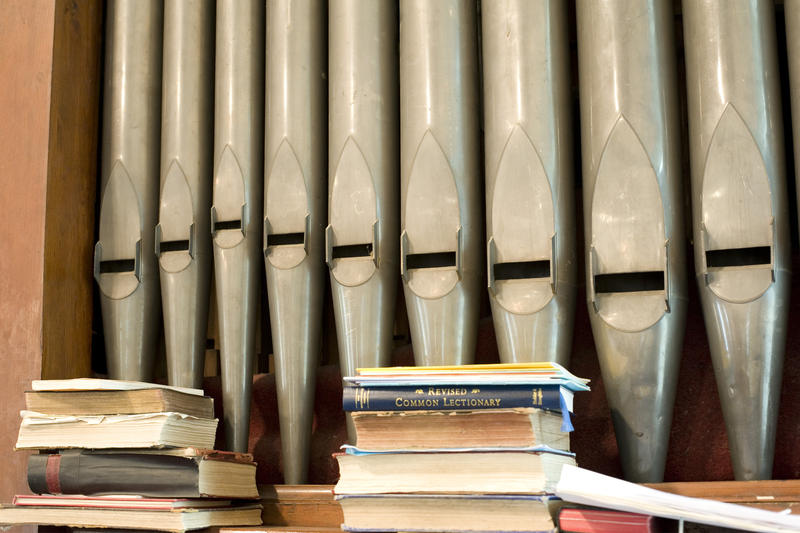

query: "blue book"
left=343, top=383, right=574, bottom=431
left=343, top=383, right=570, bottom=411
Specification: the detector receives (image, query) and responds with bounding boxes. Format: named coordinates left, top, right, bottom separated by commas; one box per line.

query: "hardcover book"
left=25, top=387, right=214, bottom=419
left=334, top=447, right=576, bottom=495
left=27, top=448, right=258, bottom=498
left=337, top=493, right=561, bottom=533
left=350, top=408, right=569, bottom=451
left=13, top=494, right=232, bottom=510
left=342, top=383, right=574, bottom=413
left=0, top=501, right=262, bottom=531
left=558, top=507, right=671, bottom=533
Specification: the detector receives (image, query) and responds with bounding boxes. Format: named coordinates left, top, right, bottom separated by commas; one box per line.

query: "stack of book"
left=334, top=362, right=590, bottom=533
left=0, top=378, right=262, bottom=531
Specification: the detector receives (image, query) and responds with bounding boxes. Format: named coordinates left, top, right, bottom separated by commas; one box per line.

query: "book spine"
left=343, top=385, right=563, bottom=412
left=28, top=452, right=202, bottom=497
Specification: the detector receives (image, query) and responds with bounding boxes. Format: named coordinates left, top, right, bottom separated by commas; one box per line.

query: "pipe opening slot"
left=406, top=251, right=456, bottom=270
left=705, top=246, right=771, bottom=268
left=594, top=271, right=664, bottom=293
left=267, top=232, right=305, bottom=247
left=332, top=243, right=373, bottom=259
left=215, top=219, right=242, bottom=231
left=494, top=260, right=550, bottom=280
left=99, top=259, right=135, bottom=274
left=159, top=239, right=190, bottom=253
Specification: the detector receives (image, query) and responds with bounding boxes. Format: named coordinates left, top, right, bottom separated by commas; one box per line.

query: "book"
left=348, top=361, right=590, bottom=392
left=0, top=502, right=262, bottom=531
left=25, top=388, right=214, bottom=419
left=558, top=507, right=671, bottom=533
left=555, top=465, right=800, bottom=533
left=31, top=377, right=204, bottom=396
left=350, top=408, right=569, bottom=451
left=337, top=493, right=561, bottom=533
left=13, top=494, right=232, bottom=510
left=334, top=447, right=576, bottom=495
left=342, top=383, right=573, bottom=412
left=27, top=448, right=258, bottom=498
left=15, top=411, right=218, bottom=450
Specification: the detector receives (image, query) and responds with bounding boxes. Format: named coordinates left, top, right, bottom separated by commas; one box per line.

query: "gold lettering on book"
left=395, top=397, right=440, bottom=408
left=442, top=397, right=502, bottom=407
left=427, top=388, right=468, bottom=396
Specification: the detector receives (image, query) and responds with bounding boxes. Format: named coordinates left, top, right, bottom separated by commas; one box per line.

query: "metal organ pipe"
left=399, top=0, right=483, bottom=366
left=481, top=0, right=576, bottom=366
left=212, top=0, right=265, bottom=452
left=328, top=1, right=399, bottom=442
left=577, top=0, right=688, bottom=482
left=95, top=0, right=163, bottom=381
left=264, top=0, right=327, bottom=483
left=158, top=0, right=215, bottom=389
left=683, top=0, right=790, bottom=481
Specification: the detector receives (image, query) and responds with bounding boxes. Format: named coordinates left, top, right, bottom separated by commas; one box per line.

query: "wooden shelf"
left=256, top=481, right=800, bottom=529
left=259, top=485, right=341, bottom=528
left=647, top=479, right=800, bottom=514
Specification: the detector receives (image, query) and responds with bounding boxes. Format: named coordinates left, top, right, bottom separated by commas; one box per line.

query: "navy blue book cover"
left=343, top=384, right=564, bottom=412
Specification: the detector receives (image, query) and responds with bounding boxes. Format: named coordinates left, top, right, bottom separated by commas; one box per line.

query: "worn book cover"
left=28, top=448, right=258, bottom=498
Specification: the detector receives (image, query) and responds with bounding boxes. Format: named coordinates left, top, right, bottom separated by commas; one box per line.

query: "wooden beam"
left=41, top=0, right=102, bottom=380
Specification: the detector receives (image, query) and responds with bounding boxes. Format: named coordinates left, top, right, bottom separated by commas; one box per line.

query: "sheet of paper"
left=30, top=378, right=204, bottom=396
left=556, top=465, right=800, bottom=533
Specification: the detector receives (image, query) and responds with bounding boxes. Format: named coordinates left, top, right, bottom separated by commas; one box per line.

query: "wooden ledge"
left=647, top=479, right=800, bottom=504
left=259, top=485, right=341, bottom=527
left=257, top=481, right=800, bottom=528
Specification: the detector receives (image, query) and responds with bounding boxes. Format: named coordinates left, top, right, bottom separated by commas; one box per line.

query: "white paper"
left=555, top=465, right=800, bottom=533
left=30, top=378, right=204, bottom=396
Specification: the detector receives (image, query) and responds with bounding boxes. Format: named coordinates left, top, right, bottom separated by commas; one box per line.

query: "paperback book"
left=15, top=411, right=218, bottom=450
left=346, top=361, right=590, bottom=392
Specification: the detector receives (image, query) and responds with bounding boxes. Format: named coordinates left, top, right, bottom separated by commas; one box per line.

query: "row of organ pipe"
left=94, top=0, right=800, bottom=483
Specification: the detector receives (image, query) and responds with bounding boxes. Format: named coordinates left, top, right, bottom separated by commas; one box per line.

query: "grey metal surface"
left=790, top=0, right=800, bottom=226
left=576, top=0, right=687, bottom=482
left=212, top=0, right=264, bottom=452
left=264, top=0, right=326, bottom=483
left=683, top=0, right=790, bottom=481
left=95, top=0, right=163, bottom=381
left=399, top=0, right=482, bottom=366
left=481, top=0, right=576, bottom=366
left=328, top=1, right=398, bottom=442
left=158, top=0, right=214, bottom=389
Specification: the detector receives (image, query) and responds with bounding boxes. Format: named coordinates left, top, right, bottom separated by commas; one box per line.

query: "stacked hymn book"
left=335, top=362, right=590, bottom=533
left=0, top=378, right=262, bottom=532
